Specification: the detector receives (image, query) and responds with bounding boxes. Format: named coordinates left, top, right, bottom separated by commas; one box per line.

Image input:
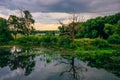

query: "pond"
left=0, top=46, right=119, bottom=80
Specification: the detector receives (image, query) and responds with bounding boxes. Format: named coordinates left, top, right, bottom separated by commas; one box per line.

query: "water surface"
left=0, top=47, right=119, bottom=80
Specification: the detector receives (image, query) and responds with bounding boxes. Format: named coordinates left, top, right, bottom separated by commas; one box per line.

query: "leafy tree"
left=104, top=13, right=120, bottom=24
left=79, top=12, right=120, bottom=39
left=8, top=15, right=20, bottom=39
left=57, top=35, right=72, bottom=48
left=75, top=22, right=85, bottom=38
left=8, top=10, right=35, bottom=39
left=22, top=10, right=35, bottom=35
left=116, top=20, right=120, bottom=35
left=104, top=24, right=115, bottom=38
left=0, top=17, right=13, bottom=42
left=91, top=30, right=98, bottom=38
left=83, top=17, right=106, bottom=38
left=108, top=34, right=120, bottom=44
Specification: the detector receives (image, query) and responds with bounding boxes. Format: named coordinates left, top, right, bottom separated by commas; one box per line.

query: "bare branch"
left=18, top=8, right=24, bottom=18
left=58, top=20, right=66, bottom=27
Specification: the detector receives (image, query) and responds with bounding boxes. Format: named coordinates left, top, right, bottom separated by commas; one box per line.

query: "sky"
left=0, top=0, right=120, bottom=30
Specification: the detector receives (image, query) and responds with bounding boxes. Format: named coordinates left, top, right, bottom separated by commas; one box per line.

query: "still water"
left=0, top=47, right=119, bottom=80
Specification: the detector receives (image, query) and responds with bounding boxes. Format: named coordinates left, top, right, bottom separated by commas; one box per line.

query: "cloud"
left=89, top=0, right=120, bottom=12
left=32, top=12, right=71, bottom=24
left=0, top=14, right=7, bottom=19
left=0, top=0, right=120, bottom=13
left=0, top=68, right=24, bottom=80
left=0, top=0, right=120, bottom=17
left=0, top=0, right=120, bottom=30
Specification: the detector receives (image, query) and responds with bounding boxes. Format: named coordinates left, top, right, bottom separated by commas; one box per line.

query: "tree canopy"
left=75, top=12, right=120, bottom=39
left=8, top=10, right=35, bottom=39
left=0, top=17, right=13, bottom=42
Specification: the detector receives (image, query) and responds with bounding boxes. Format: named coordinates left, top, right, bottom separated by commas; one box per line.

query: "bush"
left=15, top=36, right=40, bottom=45
left=40, top=35, right=57, bottom=46
left=57, top=35, right=72, bottom=48
left=0, top=34, right=13, bottom=46
left=15, top=35, right=58, bottom=46
left=0, top=34, right=13, bottom=42
left=91, top=38, right=109, bottom=48
left=108, top=34, right=120, bottom=44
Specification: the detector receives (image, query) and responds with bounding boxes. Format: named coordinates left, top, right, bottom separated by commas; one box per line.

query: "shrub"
left=15, top=36, right=40, bottom=45
left=41, top=35, right=57, bottom=46
left=57, top=35, right=72, bottom=48
left=91, top=38, right=109, bottom=48
left=13, top=35, right=58, bottom=46
left=108, top=34, right=120, bottom=44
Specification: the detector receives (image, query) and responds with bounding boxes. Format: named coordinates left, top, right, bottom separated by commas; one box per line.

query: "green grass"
left=1, top=35, right=120, bottom=52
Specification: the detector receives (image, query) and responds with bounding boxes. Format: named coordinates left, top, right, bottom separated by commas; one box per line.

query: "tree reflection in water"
left=38, top=52, right=88, bottom=80
left=0, top=47, right=35, bottom=76
left=58, top=55, right=88, bottom=80
left=0, top=48, right=119, bottom=80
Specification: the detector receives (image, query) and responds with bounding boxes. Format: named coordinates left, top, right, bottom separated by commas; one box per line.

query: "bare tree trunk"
left=58, top=13, right=80, bottom=44
left=71, top=13, right=76, bottom=44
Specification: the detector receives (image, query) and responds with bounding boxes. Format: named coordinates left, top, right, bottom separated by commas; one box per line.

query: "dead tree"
left=58, top=13, right=80, bottom=44
left=71, top=13, right=79, bottom=43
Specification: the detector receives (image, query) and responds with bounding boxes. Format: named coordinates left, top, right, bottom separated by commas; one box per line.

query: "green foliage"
left=115, top=20, right=120, bottom=35
left=15, top=35, right=58, bottom=46
left=77, top=49, right=120, bottom=76
left=91, top=30, right=98, bottom=38
left=0, top=17, right=13, bottom=42
left=11, top=34, right=76, bottom=48
left=75, top=23, right=85, bottom=38
left=58, top=26, right=66, bottom=36
left=45, top=31, right=55, bottom=36
left=75, top=33, right=83, bottom=38
left=40, top=35, right=57, bottom=46
left=0, top=48, right=36, bottom=76
left=8, top=10, right=35, bottom=38
left=104, top=24, right=115, bottom=36
left=46, top=58, right=51, bottom=63
left=91, top=38, right=109, bottom=48
left=75, top=12, right=120, bottom=39
left=83, top=17, right=106, bottom=38
left=108, top=34, right=120, bottom=44
left=112, top=50, right=120, bottom=56
left=57, top=35, right=72, bottom=48
left=104, top=13, right=120, bottom=24
left=15, top=36, right=40, bottom=45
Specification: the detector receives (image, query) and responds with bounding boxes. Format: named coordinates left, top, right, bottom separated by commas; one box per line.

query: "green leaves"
left=104, top=24, right=115, bottom=36
left=8, top=10, right=35, bottom=38
left=116, top=20, right=120, bottom=35
left=0, top=17, right=13, bottom=42
left=108, top=34, right=120, bottom=44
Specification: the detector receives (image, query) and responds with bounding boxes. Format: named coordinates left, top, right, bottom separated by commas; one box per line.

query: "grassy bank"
left=1, top=35, right=120, bottom=49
